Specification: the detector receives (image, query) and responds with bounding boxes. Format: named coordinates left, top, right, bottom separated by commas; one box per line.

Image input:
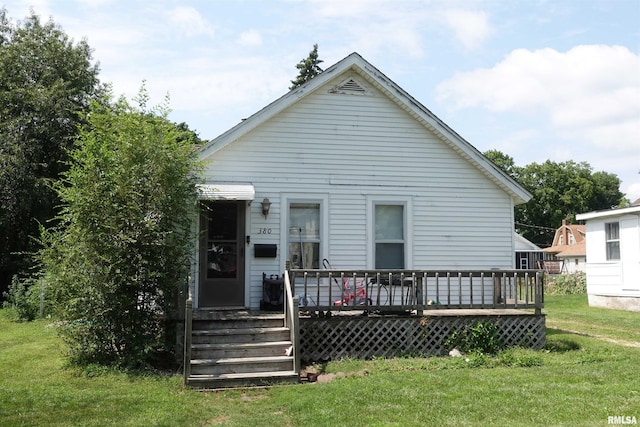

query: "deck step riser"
left=193, top=318, right=284, bottom=330
left=187, top=373, right=299, bottom=390
left=190, top=360, right=294, bottom=376
left=191, top=344, right=290, bottom=359
left=191, top=330, right=291, bottom=345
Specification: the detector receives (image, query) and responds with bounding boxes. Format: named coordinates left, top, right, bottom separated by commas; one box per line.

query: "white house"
left=576, top=204, right=640, bottom=312
left=191, top=53, right=531, bottom=309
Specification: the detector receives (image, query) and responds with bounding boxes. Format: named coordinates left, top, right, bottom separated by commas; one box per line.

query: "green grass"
left=1, top=296, right=639, bottom=426
left=544, top=294, right=640, bottom=343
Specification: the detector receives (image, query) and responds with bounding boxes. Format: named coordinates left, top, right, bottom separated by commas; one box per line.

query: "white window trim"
left=280, top=193, right=329, bottom=269
left=605, top=221, right=621, bottom=261
left=366, top=196, right=413, bottom=269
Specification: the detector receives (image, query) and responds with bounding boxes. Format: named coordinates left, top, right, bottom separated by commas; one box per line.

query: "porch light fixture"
left=261, top=197, right=272, bottom=218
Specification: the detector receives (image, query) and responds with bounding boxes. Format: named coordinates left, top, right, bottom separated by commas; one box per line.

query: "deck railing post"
left=284, top=270, right=301, bottom=377
left=535, top=271, right=544, bottom=315
left=183, top=292, right=192, bottom=385
left=292, top=298, right=301, bottom=374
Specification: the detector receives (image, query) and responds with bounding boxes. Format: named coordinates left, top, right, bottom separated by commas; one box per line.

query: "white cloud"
left=140, top=55, right=291, bottom=112
left=624, top=181, right=640, bottom=203
left=166, top=6, right=214, bottom=38
left=309, top=0, right=388, bottom=18
left=300, top=0, right=429, bottom=60
left=238, top=30, right=262, bottom=47
left=76, top=0, right=112, bottom=7
left=436, top=44, right=640, bottom=153
left=439, top=8, right=493, bottom=50
left=9, top=0, right=51, bottom=18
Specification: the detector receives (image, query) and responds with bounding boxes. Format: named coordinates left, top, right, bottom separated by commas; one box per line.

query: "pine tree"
left=289, top=44, right=323, bottom=90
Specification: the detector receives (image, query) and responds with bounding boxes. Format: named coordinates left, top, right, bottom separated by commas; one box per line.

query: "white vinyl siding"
left=200, top=74, right=516, bottom=308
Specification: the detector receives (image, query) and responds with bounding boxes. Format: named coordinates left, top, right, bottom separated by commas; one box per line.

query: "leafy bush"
left=39, top=88, right=201, bottom=368
left=2, top=276, right=41, bottom=321
left=445, top=320, right=503, bottom=355
left=546, top=272, right=586, bottom=295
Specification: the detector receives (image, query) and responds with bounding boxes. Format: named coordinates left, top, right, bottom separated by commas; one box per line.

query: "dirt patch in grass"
left=300, top=366, right=369, bottom=383
left=548, top=326, right=640, bottom=348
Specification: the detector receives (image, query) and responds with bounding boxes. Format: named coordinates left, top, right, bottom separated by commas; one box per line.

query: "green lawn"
left=544, top=294, right=640, bottom=343
left=1, top=295, right=638, bottom=426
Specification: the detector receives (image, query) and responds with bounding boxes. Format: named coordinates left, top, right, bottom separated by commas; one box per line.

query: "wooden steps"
left=185, top=311, right=299, bottom=390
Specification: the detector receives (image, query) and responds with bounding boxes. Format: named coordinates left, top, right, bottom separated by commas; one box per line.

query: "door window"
left=204, top=202, right=238, bottom=278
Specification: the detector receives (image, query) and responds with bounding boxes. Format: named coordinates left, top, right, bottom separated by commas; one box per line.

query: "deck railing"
left=283, top=272, right=301, bottom=374
left=288, top=269, right=544, bottom=315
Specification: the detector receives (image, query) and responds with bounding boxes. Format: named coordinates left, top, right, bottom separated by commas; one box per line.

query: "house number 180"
left=258, top=228, right=272, bottom=234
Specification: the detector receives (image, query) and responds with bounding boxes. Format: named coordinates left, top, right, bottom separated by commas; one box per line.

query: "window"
left=605, top=222, right=620, bottom=261
left=289, top=203, right=320, bottom=269
left=374, top=204, right=405, bottom=269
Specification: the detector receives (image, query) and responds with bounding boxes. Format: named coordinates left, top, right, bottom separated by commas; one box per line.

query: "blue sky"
left=4, top=0, right=640, bottom=201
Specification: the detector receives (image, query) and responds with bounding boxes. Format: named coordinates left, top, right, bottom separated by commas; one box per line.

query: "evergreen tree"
left=289, top=44, right=323, bottom=90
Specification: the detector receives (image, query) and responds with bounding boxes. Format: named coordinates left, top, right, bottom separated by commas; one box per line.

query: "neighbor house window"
left=374, top=204, right=405, bottom=269
left=605, top=222, right=620, bottom=261
left=289, top=203, right=320, bottom=269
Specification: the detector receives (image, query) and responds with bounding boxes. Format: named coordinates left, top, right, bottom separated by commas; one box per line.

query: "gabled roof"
left=543, top=220, right=586, bottom=257
left=515, top=232, right=542, bottom=252
left=199, top=52, right=532, bottom=205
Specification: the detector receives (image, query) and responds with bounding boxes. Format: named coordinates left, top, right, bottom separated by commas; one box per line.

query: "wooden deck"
left=183, top=268, right=546, bottom=387
left=289, top=268, right=546, bottom=362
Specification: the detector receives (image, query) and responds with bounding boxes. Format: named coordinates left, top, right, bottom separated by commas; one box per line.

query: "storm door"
left=199, top=201, right=246, bottom=307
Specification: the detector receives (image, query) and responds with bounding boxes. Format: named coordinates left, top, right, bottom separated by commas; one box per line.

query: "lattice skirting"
left=300, top=314, right=546, bottom=361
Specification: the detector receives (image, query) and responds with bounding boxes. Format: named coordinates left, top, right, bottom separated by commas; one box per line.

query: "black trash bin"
left=260, top=273, right=284, bottom=311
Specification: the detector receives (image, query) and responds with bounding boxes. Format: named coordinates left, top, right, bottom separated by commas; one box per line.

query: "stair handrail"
left=283, top=270, right=300, bottom=375
left=183, top=284, right=193, bottom=385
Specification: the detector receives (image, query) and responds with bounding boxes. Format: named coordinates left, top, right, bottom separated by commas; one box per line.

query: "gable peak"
left=329, top=77, right=368, bottom=95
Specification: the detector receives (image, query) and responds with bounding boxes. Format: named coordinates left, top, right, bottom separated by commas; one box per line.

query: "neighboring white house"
left=191, top=52, right=531, bottom=309
left=576, top=203, right=640, bottom=312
